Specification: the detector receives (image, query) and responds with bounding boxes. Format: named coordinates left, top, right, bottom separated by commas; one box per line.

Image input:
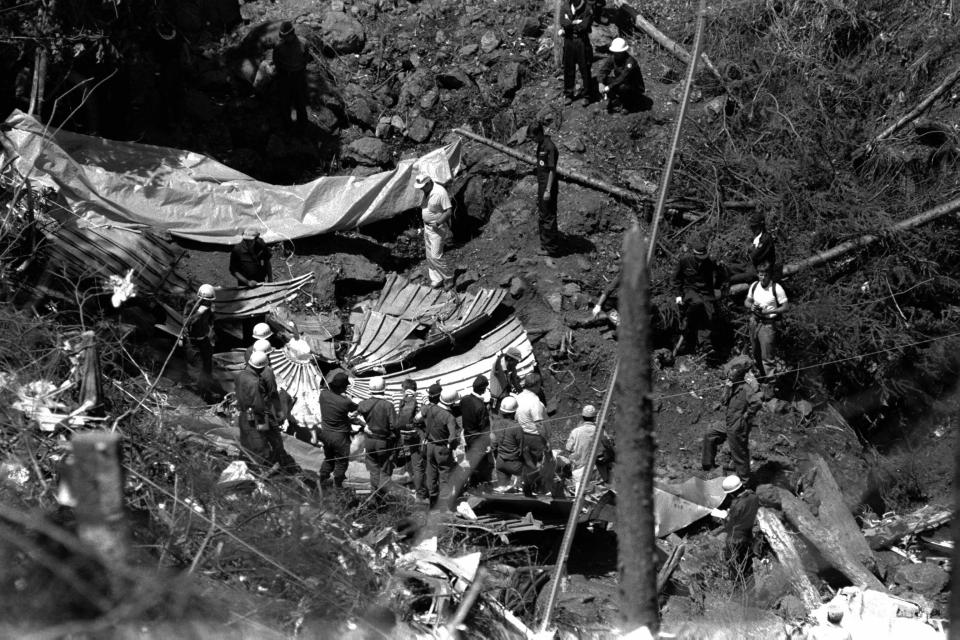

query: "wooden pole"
left=554, top=0, right=563, bottom=69
left=646, top=0, right=706, bottom=265
left=71, top=432, right=128, bottom=568
left=729, top=195, right=960, bottom=294
left=452, top=127, right=654, bottom=204
left=614, top=224, right=659, bottom=632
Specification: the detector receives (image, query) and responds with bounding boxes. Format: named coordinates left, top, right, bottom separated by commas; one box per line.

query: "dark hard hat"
left=279, top=21, right=295, bottom=37
left=428, top=382, right=443, bottom=398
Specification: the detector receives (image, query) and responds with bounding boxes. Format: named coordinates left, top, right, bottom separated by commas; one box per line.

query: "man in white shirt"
left=515, top=372, right=553, bottom=495
left=414, top=174, right=455, bottom=290
left=743, top=262, right=789, bottom=380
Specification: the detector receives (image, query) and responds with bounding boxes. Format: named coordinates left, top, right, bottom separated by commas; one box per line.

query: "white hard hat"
left=369, top=376, right=386, bottom=393
left=252, top=339, right=273, bottom=354
left=413, top=174, right=432, bottom=189
left=249, top=351, right=269, bottom=369
left=197, top=284, right=216, bottom=300
left=252, top=323, right=273, bottom=340
left=581, top=404, right=598, bottom=419
left=722, top=475, right=743, bottom=493
left=440, top=388, right=460, bottom=406
left=609, top=37, right=629, bottom=54
left=500, top=396, right=519, bottom=414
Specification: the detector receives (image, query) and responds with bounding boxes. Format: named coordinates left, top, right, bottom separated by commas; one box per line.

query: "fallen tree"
left=730, top=195, right=960, bottom=293
left=756, top=508, right=821, bottom=610
left=865, top=63, right=960, bottom=152
left=778, top=488, right=885, bottom=591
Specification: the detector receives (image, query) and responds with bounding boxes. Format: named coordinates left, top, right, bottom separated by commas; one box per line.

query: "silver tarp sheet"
left=0, top=110, right=462, bottom=244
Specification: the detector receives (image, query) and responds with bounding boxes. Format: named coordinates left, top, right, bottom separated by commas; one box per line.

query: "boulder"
left=343, top=137, right=391, bottom=166
left=461, top=176, right=486, bottom=222
left=419, top=88, right=439, bottom=110
left=589, top=22, right=620, bottom=50
left=561, top=135, right=586, bottom=153
left=398, top=69, right=432, bottom=107
left=321, top=11, right=366, bottom=54
left=892, top=563, right=949, bottom=596
left=309, top=105, right=341, bottom=134
left=405, top=116, right=435, bottom=143
left=490, top=109, right=517, bottom=140
left=436, top=67, right=474, bottom=89
left=480, top=30, right=501, bottom=53
left=497, top=61, right=524, bottom=98
left=342, top=84, right=381, bottom=129
left=333, top=253, right=386, bottom=287
left=521, top=17, right=543, bottom=38
left=459, top=43, right=479, bottom=57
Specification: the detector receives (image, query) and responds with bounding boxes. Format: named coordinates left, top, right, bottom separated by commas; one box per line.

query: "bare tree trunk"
left=72, top=432, right=128, bottom=570
left=554, top=0, right=563, bottom=69
left=614, top=224, right=659, bottom=632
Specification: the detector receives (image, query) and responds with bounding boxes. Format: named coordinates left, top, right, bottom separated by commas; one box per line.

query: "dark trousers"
left=238, top=414, right=272, bottom=465
left=364, top=436, right=395, bottom=496
left=319, top=430, right=352, bottom=487
left=277, top=70, right=308, bottom=130
left=701, top=418, right=751, bottom=478
left=680, top=294, right=721, bottom=354
left=264, top=428, right=300, bottom=474
left=607, top=84, right=644, bottom=112
left=184, top=337, right=222, bottom=402
left=563, top=37, right=593, bottom=97
left=537, top=177, right=560, bottom=254
left=495, top=457, right=524, bottom=485
left=425, top=442, right=455, bottom=508
left=402, top=433, right=428, bottom=498
left=465, top=433, right=492, bottom=486
left=521, top=433, right=548, bottom=494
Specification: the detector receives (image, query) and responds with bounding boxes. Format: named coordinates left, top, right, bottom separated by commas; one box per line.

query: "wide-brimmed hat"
left=609, top=37, right=629, bottom=53
left=413, top=174, right=432, bottom=189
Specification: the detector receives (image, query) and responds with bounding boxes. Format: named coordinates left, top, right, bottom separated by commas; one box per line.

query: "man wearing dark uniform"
left=530, top=123, right=561, bottom=256
left=272, top=21, right=309, bottom=131
left=358, top=376, right=398, bottom=501
left=230, top=227, right=273, bottom=343
left=598, top=38, right=645, bottom=113
left=559, top=0, right=596, bottom=106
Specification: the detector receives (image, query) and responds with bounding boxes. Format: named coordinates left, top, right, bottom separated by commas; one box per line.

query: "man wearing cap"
left=702, top=355, right=761, bottom=481
left=272, top=21, right=308, bottom=131
left=598, top=38, right=645, bottom=114
left=183, top=284, right=223, bottom=402
left=718, top=474, right=759, bottom=586
left=529, top=123, right=561, bottom=256
left=673, top=235, right=728, bottom=356
left=516, top=372, right=553, bottom=495
left=230, top=228, right=273, bottom=343
left=565, top=404, right=614, bottom=484
left=414, top=174, right=455, bottom=290
left=559, top=0, right=596, bottom=106
left=318, top=371, right=360, bottom=487
left=235, top=351, right=299, bottom=473
left=491, top=396, right=524, bottom=492
left=358, top=377, right=399, bottom=501
left=421, top=383, right=460, bottom=508
left=459, top=375, right=493, bottom=487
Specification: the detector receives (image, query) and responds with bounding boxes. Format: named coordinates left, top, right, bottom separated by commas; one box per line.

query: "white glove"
left=710, top=508, right=728, bottom=519
left=600, top=84, right=608, bottom=94
left=591, top=304, right=602, bottom=318
left=675, top=296, right=683, bottom=305
left=557, top=28, right=565, bottom=36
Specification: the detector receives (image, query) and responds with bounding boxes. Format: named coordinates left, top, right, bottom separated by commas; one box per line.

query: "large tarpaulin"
left=0, top=110, right=462, bottom=244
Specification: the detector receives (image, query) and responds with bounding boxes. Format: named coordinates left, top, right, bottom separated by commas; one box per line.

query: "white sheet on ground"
left=0, top=110, right=462, bottom=244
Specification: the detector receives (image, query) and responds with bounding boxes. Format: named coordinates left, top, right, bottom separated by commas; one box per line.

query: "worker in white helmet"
left=235, top=351, right=299, bottom=474
left=718, top=474, right=758, bottom=588
left=421, top=383, right=461, bottom=509
left=598, top=37, right=646, bottom=114
left=564, top=404, right=615, bottom=484
left=491, top=396, right=524, bottom=493
left=358, top=376, right=399, bottom=501
left=182, top=284, right=223, bottom=402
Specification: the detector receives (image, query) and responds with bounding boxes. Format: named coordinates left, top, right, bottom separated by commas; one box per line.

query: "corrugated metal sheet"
left=42, top=220, right=190, bottom=295
left=349, top=316, right=535, bottom=404
left=347, top=274, right=508, bottom=373
left=213, top=347, right=324, bottom=398
left=158, top=274, right=315, bottom=335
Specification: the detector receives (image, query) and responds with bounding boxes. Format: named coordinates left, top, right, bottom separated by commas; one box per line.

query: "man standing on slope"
left=530, top=123, right=561, bottom=257
left=744, top=261, right=789, bottom=384
left=414, top=174, right=455, bottom=290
